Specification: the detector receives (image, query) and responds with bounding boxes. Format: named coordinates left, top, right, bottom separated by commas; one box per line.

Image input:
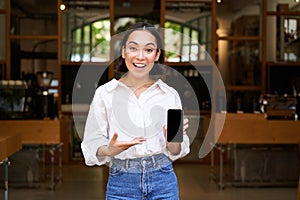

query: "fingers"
left=111, top=133, right=145, bottom=144
left=163, top=125, right=168, bottom=141
left=118, top=139, right=145, bottom=150
left=183, top=117, right=189, bottom=125
left=183, top=123, right=189, bottom=131
left=183, top=117, right=189, bottom=134
left=131, top=137, right=146, bottom=144
left=110, top=133, right=118, bottom=143
left=114, top=136, right=146, bottom=149
left=107, top=133, right=146, bottom=156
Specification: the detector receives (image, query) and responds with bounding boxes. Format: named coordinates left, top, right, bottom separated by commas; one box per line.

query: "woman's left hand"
left=164, top=117, right=189, bottom=155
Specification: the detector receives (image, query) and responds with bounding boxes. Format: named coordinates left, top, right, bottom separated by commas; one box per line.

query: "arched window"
left=69, top=16, right=211, bottom=62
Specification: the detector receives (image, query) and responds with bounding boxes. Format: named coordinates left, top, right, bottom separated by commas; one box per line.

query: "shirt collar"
left=153, top=79, right=168, bottom=93
left=104, top=78, right=119, bottom=92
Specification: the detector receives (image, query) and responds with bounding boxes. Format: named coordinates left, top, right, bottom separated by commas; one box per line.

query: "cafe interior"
left=0, top=0, right=300, bottom=199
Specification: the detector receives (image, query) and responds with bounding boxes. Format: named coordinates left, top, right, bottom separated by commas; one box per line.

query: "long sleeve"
left=81, top=88, right=110, bottom=166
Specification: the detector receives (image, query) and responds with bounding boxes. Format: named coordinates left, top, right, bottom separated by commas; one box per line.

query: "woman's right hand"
left=97, top=133, right=146, bottom=157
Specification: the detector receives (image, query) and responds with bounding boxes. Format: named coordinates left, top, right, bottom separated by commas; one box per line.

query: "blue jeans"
left=106, top=154, right=179, bottom=200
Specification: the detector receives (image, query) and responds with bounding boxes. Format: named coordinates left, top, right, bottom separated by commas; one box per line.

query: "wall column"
left=216, top=28, right=230, bottom=85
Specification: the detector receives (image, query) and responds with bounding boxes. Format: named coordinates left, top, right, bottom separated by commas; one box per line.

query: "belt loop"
left=126, top=159, right=129, bottom=169
left=151, top=155, right=156, bottom=167
left=109, top=159, right=113, bottom=167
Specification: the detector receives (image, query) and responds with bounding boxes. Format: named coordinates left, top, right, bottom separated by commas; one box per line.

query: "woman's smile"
left=133, top=63, right=147, bottom=68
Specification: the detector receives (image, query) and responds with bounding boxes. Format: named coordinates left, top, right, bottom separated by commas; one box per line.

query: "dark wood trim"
left=61, top=61, right=110, bottom=66
left=211, top=0, right=216, bottom=63
left=217, top=36, right=263, bottom=41
left=262, top=0, right=267, bottom=94
left=166, top=0, right=211, bottom=2
left=267, top=11, right=300, bottom=16
left=20, top=51, right=57, bottom=59
left=161, top=0, right=165, bottom=28
left=108, top=0, right=114, bottom=80
left=9, top=35, right=59, bottom=40
left=266, top=61, right=300, bottom=67
left=225, top=85, right=263, bottom=91
left=6, top=0, right=10, bottom=79
left=165, top=61, right=214, bottom=67
left=57, top=0, right=62, bottom=111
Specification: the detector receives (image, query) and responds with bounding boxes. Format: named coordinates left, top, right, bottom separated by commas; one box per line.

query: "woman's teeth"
left=134, top=63, right=146, bottom=68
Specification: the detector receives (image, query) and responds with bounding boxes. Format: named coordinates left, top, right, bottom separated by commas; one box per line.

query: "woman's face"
left=122, top=30, right=161, bottom=78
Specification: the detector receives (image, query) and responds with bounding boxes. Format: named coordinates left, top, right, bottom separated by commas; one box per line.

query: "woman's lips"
left=133, top=63, right=146, bottom=68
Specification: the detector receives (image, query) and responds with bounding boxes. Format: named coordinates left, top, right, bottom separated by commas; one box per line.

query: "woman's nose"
left=137, top=49, right=145, bottom=59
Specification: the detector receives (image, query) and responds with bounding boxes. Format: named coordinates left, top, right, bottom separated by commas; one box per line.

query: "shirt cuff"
left=167, top=134, right=190, bottom=161
left=81, top=142, right=111, bottom=166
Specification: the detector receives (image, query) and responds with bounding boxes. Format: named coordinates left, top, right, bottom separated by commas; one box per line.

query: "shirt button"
left=142, top=160, right=146, bottom=164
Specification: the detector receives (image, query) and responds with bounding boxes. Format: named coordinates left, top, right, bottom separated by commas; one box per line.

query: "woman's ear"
left=155, top=49, right=161, bottom=61
left=122, top=46, right=125, bottom=59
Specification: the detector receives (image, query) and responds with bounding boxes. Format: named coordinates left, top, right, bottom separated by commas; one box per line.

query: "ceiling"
left=10, top=0, right=300, bottom=20
left=11, top=0, right=57, bottom=19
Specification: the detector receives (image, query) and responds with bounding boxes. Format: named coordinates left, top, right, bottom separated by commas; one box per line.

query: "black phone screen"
left=167, top=109, right=183, bottom=143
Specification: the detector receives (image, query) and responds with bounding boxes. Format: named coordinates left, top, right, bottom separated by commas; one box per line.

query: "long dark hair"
left=115, top=22, right=165, bottom=75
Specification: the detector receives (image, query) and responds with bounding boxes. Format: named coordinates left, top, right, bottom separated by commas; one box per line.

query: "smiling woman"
left=81, top=22, right=190, bottom=200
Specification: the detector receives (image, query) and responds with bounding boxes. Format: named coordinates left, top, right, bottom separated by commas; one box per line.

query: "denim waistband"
left=110, top=153, right=171, bottom=170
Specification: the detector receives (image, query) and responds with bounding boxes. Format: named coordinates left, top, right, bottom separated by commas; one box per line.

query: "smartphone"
left=167, top=109, right=183, bottom=143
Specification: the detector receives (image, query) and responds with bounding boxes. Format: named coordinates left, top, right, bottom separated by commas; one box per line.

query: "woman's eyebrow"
left=145, top=42, right=156, bottom=47
left=127, top=41, right=156, bottom=47
left=127, top=41, right=138, bottom=45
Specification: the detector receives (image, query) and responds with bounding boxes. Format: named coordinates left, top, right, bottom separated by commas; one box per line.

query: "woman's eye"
left=145, top=48, right=154, bottom=53
left=129, top=47, right=137, bottom=52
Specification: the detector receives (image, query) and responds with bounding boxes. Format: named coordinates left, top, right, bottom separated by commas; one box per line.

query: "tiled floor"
left=1, top=162, right=297, bottom=200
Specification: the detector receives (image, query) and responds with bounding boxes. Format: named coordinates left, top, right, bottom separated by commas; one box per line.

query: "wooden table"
left=0, top=120, right=64, bottom=190
left=0, top=132, right=22, bottom=200
left=212, top=113, right=300, bottom=196
left=0, top=120, right=61, bottom=144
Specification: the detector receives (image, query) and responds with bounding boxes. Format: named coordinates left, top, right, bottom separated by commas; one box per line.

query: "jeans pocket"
left=158, top=163, right=174, bottom=173
left=109, top=165, right=125, bottom=176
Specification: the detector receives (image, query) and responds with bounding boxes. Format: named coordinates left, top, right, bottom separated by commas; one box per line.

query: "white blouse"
left=81, top=78, right=190, bottom=166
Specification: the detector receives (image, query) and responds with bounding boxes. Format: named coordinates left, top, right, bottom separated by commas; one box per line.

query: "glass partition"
left=216, top=0, right=263, bottom=86
left=216, top=1, right=261, bottom=37
left=62, top=0, right=110, bottom=62
left=165, top=0, right=212, bottom=62
left=266, top=1, right=300, bottom=62
left=266, top=1, right=299, bottom=12
left=10, top=1, right=57, bottom=35
left=0, top=0, right=5, bottom=9
left=62, top=0, right=213, bottom=63
left=218, top=40, right=262, bottom=86
left=215, top=0, right=264, bottom=113
left=8, top=0, right=58, bottom=79
left=114, top=0, right=160, bottom=27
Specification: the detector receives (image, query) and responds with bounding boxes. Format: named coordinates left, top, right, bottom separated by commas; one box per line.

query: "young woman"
left=81, top=22, right=190, bottom=200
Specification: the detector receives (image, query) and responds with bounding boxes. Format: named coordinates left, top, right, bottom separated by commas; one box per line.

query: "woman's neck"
left=119, top=74, right=155, bottom=99
left=120, top=74, right=154, bottom=88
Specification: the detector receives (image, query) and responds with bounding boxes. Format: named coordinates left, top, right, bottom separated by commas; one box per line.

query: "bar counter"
left=0, top=119, right=66, bottom=190
left=212, top=113, right=300, bottom=200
